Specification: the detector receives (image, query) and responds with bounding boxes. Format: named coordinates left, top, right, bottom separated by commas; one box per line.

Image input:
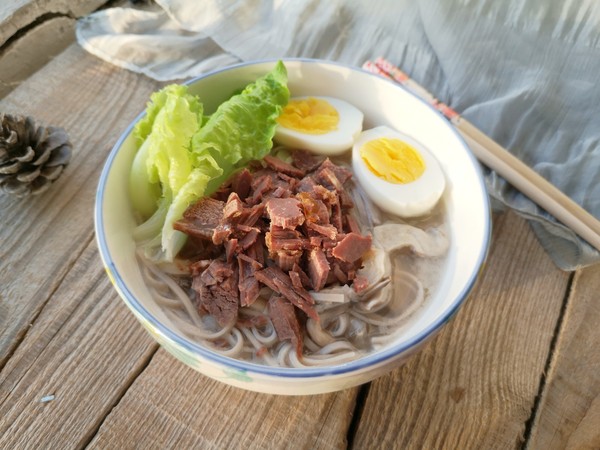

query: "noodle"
left=135, top=153, right=449, bottom=368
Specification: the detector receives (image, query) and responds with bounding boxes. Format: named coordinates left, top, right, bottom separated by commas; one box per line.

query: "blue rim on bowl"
left=94, top=58, right=492, bottom=378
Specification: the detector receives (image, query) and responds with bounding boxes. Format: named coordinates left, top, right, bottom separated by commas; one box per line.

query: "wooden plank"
left=526, top=264, right=600, bottom=450
left=87, top=348, right=357, bottom=450
left=0, top=43, right=161, bottom=368
left=0, top=240, right=158, bottom=450
left=0, top=0, right=107, bottom=46
left=0, top=16, right=75, bottom=98
left=351, top=211, right=570, bottom=449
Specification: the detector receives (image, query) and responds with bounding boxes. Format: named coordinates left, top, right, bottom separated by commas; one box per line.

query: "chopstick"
left=363, top=58, right=600, bottom=253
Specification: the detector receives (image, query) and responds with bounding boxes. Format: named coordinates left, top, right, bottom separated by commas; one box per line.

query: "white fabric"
left=76, top=0, right=600, bottom=270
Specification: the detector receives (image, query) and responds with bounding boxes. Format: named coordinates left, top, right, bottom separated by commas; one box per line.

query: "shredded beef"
left=254, top=266, right=318, bottom=321
left=178, top=152, right=374, bottom=355
left=268, top=296, right=303, bottom=357
left=297, top=192, right=329, bottom=224
left=173, top=197, right=224, bottom=240
left=223, top=192, right=244, bottom=219
left=266, top=227, right=307, bottom=252
left=292, top=263, right=312, bottom=290
left=332, top=232, right=373, bottom=263
left=343, top=213, right=361, bottom=234
left=291, top=149, right=324, bottom=172
left=264, top=154, right=305, bottom=178
left=307, top=248, right=330, bottom=291
left=352, top=275, right=370, bottom=293
left=248, top=174, right=273, bottom=205
left=289, top=269, right=304, bottom=292
left=316, top=158, right=352, bottom=184
left=231, top=168, right=252, bottom=200
left=306, top=222, right=338, bottom=240
left=295, top=176, right=318, bottom=193
left=238, top=254, right=261, bottom=307
left=266, top=197, right=305, bottom=230
left=273, top=250, right=302, bottom=271
left=332, top=262, right=348, bottom=284
left=192, top=259, right=239, bottom=326
left=238, top=228, right=260, bottom=251
left=224, top=238, right=238, bottom=262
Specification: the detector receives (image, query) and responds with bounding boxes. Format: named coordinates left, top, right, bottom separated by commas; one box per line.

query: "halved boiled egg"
left=352, top=126, right=446, bottom=217
left=274, top=96, right=363, bottom=155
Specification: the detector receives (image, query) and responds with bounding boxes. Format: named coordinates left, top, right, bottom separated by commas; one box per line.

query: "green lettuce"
left=129, top=61, right=289, bottom=261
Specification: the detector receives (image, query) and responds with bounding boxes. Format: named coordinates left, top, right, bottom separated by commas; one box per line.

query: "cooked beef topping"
left=332, top=232, right=373, bottom=263
left=291, top=263, right=312, bottom=290
left=268, top=296, right=303, bottom=357
left=316, top=158, right=352, bottom=184
left=237, top=254, right=261, bottom=307
left=265, top=227, right=307, bottom=252
left=223, top=192, right=244, bottom=220
left=248, top=173, right=274, bottom=205
left=238, top=228, right=260, bottom=251
left=173, top=197, right=224, bottom=240
left=297, top=192, right=329, bottom=224
left=231, top=168, right=253, bottom=200
left=295, top=175, right=319, bottom=193
left=263, top=154, right=305, bottom=178
left=273, top=250, right=302, bottom=272
left=179, top=152, right=373, bottom=356
left=192, top=259, right=239, bottom=326
left=291, top=149, right=324, bottom=172
left=343, top=213, right=361, bottom=235
left=352, top=275, right=370, bottom=293
left=306, top=221, right=338, bottom=240
left=224, top=238, right=238, bottom=262
left=332, top=262, right=348, bottom=284
left=254, top=266, right=318, bottom=321
left=288, top=269, right=304, bottom=292
left=266, top=197, right=305, bottom=230
left=307, top=247, right=330, bottom=291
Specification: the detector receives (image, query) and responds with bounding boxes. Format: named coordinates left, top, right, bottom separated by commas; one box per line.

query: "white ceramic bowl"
left=95, top=59, right=491, bottom=395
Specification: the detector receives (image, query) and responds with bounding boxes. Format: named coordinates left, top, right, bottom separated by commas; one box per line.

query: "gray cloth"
left=76, top=0, right=600, bottom=270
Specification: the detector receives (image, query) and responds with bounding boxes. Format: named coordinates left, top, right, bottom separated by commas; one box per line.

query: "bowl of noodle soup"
left=95, top=59, right=491, bottom=395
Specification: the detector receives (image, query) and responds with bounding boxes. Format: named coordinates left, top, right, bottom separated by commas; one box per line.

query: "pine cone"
left=0, top=113, right=72, bottom=197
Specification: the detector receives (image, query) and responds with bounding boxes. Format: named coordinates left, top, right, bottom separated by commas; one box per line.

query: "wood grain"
left=351, top=211, right=570, bottom=449
left=0, top=16, right=75, bottom=98
left=0, top=43, right=161, bottom=368
left=87, top=349, right=357, bottom=450
left=0, top=240, right=157, bottom=450
left=0, top=0, right=107, bottom=46
left=526, top=264, right=600, bottom=450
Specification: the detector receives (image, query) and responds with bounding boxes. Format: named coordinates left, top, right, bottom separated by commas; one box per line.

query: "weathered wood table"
left=1, top=3, right=599, bottom=449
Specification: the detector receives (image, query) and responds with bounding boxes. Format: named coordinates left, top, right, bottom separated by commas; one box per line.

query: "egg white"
left=274, top=96, right=363, bottom=155
left=352, top=126, right=446, bottom=217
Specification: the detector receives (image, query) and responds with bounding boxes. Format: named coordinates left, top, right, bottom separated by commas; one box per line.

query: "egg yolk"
left=360, top=138, right=426, bottom=184
left=277, top=97, right=339, bottom=134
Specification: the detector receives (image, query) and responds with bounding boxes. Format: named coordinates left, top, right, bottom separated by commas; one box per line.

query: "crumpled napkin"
left=76, top=0, right=600, bottom=270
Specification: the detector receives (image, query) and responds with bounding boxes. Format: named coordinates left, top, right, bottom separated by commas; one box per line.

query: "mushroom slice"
left=356, top=244, right=391, bottom=284
left=373, top=223, right=449, bottom=258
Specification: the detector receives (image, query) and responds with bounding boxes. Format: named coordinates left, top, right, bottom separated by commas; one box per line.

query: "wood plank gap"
left=0, top=267, right=111, bottom=406
left=0, top=0, right=121, bottom=55
left=520, top=271, right=575, bottom=448
left=0, top=12, right=74, bottom=55
left=80, top=343, right=160, bottom=450
left=0, top=232, right=94, bottom=373
left=347, top=382, right=371, bottom=449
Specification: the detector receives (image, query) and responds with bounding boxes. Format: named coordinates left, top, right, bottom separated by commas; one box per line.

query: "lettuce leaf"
left=129, top=85, right=203, bottom=219
left=129, top=62, right=289, bottom=261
